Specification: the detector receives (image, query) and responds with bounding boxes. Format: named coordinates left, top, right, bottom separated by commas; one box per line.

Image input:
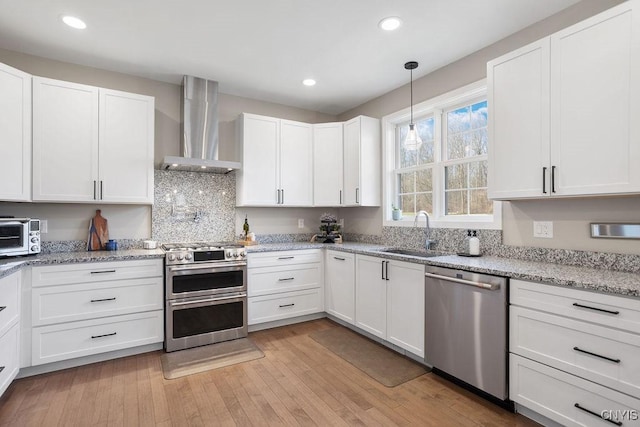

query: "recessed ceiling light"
left=302, top=79, right=316, bottom=87
left=61, top=15, right=87, bottom=29
left=379, top=16, right=402, bottom=31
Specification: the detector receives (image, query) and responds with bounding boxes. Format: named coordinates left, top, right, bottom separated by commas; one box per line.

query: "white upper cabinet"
left=488, top=2, right=640, bottom=199
left=0, top=63, right=31, bottom=202
left=32, top=77, right=155, bottom=204
left=343, top=116, right=381, bottom=206
left=237, top=113, right=312, bottom=206
left=313, top=122, right=344, bottom=206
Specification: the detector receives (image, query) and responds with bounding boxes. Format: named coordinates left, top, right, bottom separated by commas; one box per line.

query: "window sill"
left=383, top=217, right=502, bottom=230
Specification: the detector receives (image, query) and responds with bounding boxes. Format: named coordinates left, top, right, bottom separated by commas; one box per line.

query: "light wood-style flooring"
left=0, top=319, right=539, bottom=426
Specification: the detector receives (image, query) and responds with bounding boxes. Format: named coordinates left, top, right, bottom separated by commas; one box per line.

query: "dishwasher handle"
left=425, top=272, right=500, bottom=291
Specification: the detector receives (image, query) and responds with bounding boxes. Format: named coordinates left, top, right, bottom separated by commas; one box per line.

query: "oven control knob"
left=239, top=251, right=246, bottom=258
left=168, top=254, right=176, bottom=261
left=185, top=253, right=193, bottom=261
left=31, top=245, right=39, bottom=252
left=226, top=250, right=233, bottom=258
left=177, top=254, right=185, bottom=261
left=31, top=237, right=39, bottom=243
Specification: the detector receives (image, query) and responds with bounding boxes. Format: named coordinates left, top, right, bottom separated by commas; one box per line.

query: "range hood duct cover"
left=162, top=75, right=241, bottom=173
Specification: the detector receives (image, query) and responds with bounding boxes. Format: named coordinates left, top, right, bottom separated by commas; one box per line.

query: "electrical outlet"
left=533, top=221, right=553, bottom=238
left=298, top=219, right=304, bottom=229
left=339, top=218, right=344, bottom=227
left=41, top=220, right=48, bottom=234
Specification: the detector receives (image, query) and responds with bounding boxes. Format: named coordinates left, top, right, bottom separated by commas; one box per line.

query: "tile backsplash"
left=152, top=170, right=236, bottom=243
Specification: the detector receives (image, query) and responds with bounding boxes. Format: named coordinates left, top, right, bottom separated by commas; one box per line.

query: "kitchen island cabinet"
left=0, top=62, right=31, bottom=202
left=488, top=2, right=640, bottom=199
left=32, top=77, right=154, bottom=204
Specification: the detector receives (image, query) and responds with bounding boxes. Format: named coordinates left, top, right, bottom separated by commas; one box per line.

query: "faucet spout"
left=414, top=210, right=436, bottom=250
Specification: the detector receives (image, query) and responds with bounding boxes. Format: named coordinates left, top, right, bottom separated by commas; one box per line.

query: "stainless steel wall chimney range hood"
left=162, top=76, right=241, bottom=173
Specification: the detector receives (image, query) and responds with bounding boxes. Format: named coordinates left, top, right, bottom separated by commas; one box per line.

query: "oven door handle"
left=169, top=293, right=247, bottom=307
left=168, top=262, right=247, bottom=273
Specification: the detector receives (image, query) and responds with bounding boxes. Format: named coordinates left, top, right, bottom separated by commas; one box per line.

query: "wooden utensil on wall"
left=87, top=210, right=109, bottom=251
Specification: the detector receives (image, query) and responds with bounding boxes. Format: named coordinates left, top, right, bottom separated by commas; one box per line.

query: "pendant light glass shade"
left=403, top=61, right=422, bottom=146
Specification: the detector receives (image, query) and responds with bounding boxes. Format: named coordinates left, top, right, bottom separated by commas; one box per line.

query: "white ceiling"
left=0, top=0, right=581, bottom=115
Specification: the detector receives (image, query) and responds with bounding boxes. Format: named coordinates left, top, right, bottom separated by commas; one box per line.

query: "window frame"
left=382, top=79, right=502, bottom=229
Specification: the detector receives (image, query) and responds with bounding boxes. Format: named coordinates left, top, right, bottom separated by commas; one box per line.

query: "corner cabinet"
left=488, top=2, right=640, bottom=199
left=236, top=113, right=313, bottom=206
left=343, top=116, right=381, bottom=206
left=355, top=254, right=424, bottom=357
left=0, top=63, right=31, bottom=202
left=32, top=77, right=155, bottom=204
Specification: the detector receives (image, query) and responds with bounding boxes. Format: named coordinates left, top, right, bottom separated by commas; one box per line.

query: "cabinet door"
left=33, top=77, right=99, bottom=202
left=355, top=254, right=386, bottom=338
left=313, top=123, right=343, bottom=206
left=280, top=119, right=313, bottom=206
left=386, top=260, right=425, bottom=357
left=343, top=117, right=361, bottom=205
left=550, top=3, right=640, bottom=196
left=488, top=39, right=550, bottom=200
left=0, top=63, right=31, bottom=202
left=237, top=114, right=279, bottom=206
left=324, top=251, right=355, bottom=324
left=99, top=89, right=154, bottom=204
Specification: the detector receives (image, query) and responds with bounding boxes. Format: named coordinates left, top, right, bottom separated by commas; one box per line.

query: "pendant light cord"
left=410, top=67, right=414, bottom=125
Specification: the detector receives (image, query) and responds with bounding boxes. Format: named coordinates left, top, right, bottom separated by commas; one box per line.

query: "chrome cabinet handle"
left=574, top=403, right=622, bottom=426
left=279, top=303, right=295, bottom=308
left=91, top=332, right=116, bottom=339
left=572, top=302, right=619, bottom=315
left=339, top=190, right=342, bottom=205
left=90, top=297, right=116, bottom=303
left=90, top=270, right=117, bottom=274
left=278, top=277, right=295, bottom=282
left=573, top=346, right=621, bottom=363
left=355, top=187, right=359, bottom=204
left=93, top=180, right=97, bottom=200
left=281, top=189, right=284, bottom=204
left=425, top=272, right=500, bottom=290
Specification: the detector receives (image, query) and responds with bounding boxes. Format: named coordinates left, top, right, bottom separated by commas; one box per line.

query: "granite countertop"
left=247, top=242, right=640, bottom=298
left=0, top=248, right=165, bottom=279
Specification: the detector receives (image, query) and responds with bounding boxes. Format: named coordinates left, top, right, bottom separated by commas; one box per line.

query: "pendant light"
left=404, top=61, right=422, bottom=145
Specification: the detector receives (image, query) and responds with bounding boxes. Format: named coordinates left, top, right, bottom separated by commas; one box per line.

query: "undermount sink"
left=376, top=248, right=439, bottom=258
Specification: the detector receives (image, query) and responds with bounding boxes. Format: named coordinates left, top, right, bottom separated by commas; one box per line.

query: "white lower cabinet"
left=355, top=254, right=425, bottom=358
left=324, top=250, right=355, bottom=325
left=0, top=270, right=21, bottom=397
left=247, top=250, right=323, bottom=326
left=28, top=259, right=164, bottom=367
left=510, top=279, right=640, bottom=425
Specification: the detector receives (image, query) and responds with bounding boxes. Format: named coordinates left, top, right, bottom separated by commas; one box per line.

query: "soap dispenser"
left=469, top=230, right=480, bottom=256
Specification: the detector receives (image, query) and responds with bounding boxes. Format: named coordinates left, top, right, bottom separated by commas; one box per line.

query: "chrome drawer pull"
left=333, top=256, right=346, bottom=261
left=91, top=332, right=117, bottom=339
left=277, top=256, right=294, bottom=260
left=90, top=270, right=117, bottom=275
left=574, top=403, right=623, bottom=426
left=278, top=277, right=295, bottom=282
left=279, top=303, right=295, bottom=308
left=90, top=297, right=116, bottom=303
left=0, top=306, right=5, bottom=312
left=572, top=302, right=620, bottom=315
left=573, top=346, right=621, bottom=363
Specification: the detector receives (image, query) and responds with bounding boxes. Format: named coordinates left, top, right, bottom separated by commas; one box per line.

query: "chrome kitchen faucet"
left=414, top=210, right=437, bottom=250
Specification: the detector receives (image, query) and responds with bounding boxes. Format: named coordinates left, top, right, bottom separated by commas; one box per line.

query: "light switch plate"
left=533, top=221, right=553, bottom=238
left=298, top=219, right=304, bottom=229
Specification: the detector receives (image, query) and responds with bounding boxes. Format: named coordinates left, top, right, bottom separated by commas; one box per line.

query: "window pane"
left=417, top=117, right=435, bottom=165
left=416, top=169, right=432, bottom=192
left=399, top=140, right=417, bottom=168
left=445, top=164, right=467, bottom=190
left=471, top=100, right=488, bottom=129
left=445, top=190, right=467, bottom=215
left=447, top=106, right=470, bottom=133
left=470, top=129, right=488, bottom=156
left=401, top=194, right=415, bottom=216
left=470, top=189, right=493, bottom=214
left=399, top=172, right=415, bottom=194
left=416, top=193, right=432, bottom=215
left=468, top=160, right=488, bottom=188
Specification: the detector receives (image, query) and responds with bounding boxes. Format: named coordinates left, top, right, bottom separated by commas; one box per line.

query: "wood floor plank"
left=0, top=319, right=541, bottom=427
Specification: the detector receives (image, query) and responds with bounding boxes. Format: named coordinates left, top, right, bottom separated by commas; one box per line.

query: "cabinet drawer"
left=511, top=306, right=640, bottom=398
left=0, top=323, right=19, bottom=397
left=32, top=277, right=163, bottom=326
left=248, top=264, right=321, bottom=296
left=510, top=354, right=640, bottom=427
left=247, top=250, right=322, bottom=268
left=511, top=279, right=640, bottom=334
left=248, top=288, right=323, bottom=325
left=32, top=259, right=163, bottom=287
left=32, top=310, right=163, bottom=366
left=0, top=271, right=20, bottom=335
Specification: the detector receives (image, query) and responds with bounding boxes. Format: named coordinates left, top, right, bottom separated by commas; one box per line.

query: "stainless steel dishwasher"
left=424, top=265, right=508, bottom=401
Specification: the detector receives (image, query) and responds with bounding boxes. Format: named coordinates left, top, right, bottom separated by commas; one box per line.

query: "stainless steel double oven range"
left=163, top=242, right=247, bottom=352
